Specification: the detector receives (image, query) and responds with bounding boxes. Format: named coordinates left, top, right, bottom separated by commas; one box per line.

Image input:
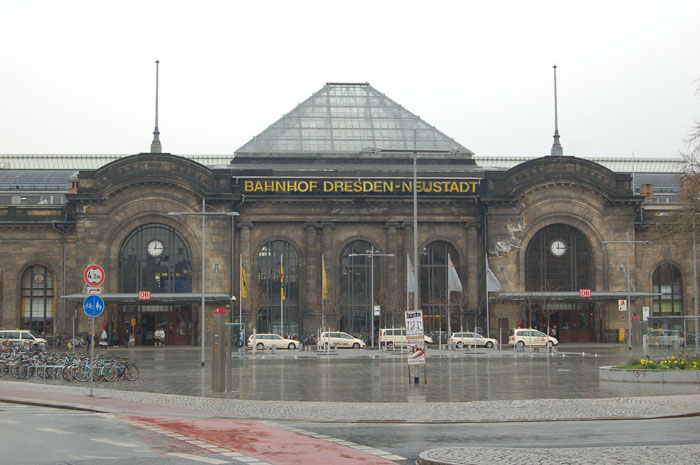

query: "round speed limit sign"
left=84, top=264, right=105, bottom=287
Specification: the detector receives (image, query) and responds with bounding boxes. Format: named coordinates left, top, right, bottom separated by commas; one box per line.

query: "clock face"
left=147, top=239, right=164, bottom=257
left=550, top=239, right=567, bottom=257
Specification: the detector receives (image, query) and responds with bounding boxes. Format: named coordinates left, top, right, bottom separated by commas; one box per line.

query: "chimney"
left=639, top=183, right=654, bottom=200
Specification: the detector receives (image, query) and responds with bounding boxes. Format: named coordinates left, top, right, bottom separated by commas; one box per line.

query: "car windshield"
left=533, top=331, right=546, bottom=337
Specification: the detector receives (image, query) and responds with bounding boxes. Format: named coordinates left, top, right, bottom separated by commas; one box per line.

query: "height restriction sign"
left=84, top=265, right=105, bottom=287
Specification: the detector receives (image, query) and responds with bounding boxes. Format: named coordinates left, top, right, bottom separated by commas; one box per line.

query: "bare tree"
left=245, top=286, right=265, bottom=333
left=377, top=288, right=404, bottom=330
left=650, top=81, right=700, bottom=239
left=321, top=286, right=343, bottom=332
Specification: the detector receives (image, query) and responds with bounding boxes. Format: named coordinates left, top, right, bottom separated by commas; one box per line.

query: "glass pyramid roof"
left=235, top=82, right=472, bottom=157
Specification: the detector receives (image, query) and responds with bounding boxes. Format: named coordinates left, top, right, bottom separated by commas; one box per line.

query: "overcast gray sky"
left=1, top=0, right=699, bottom=158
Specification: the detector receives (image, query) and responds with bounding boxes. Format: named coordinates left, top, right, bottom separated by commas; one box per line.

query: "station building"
left=0, top=82, right=692, bottom=346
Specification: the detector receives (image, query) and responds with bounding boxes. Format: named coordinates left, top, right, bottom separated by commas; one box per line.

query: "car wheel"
left=485, top=341, right=494, bottom=348
left=288, top=343, right=296, bottom=350
left=516, top=341, right=525, bottom=351
left=256, top=342, right=264, bottom=349
left=323, top=342, right=330, bottom=350
left=546, top=341, right=554, bottom=348
left=352, top=342, right=360, bottom=349
left=456, top=342, right=463, bottom=349
left=387, top=342, right=394, bottom=350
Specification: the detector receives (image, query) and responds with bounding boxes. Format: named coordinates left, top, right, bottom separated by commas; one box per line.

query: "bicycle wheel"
left=124, top=365, right=139, bottom=381
left=101, top=364, right=117, bottom=382
left=76, top=365, right=92, bottom=382
left=62, top=364, right=78, bottom=382
left=0, top=361, right=6, bottom=377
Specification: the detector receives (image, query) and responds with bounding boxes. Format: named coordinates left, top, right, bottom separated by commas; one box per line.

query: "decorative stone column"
left=384, top=222, right=399, bottom=289
left=384, top=222, right=400, bottom=327
left=465, top=219, right=480, bottom=309
left=321, top=223, right=335, bottom=328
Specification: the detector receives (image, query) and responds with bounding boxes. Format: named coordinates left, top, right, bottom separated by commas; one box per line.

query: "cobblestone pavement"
left=418, top=444, right=700, bottom=465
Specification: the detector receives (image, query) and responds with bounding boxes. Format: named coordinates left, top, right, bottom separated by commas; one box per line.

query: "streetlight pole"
left=168, top=206, right=239, bottom=366
left=603, top=232, right=649, bottom=350
left=349, top=246, right=394, bottom=348
left=693, top=219, right=699, bottom=355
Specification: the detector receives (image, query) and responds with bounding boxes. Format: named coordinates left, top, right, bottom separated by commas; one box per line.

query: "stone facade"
left=0, top=152, right=694, bottom=346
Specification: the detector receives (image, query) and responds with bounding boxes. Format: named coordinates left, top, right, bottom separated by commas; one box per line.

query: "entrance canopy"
left=491, top=291, right=660, bottom=302
left=61, top=293, right=234, bottom=304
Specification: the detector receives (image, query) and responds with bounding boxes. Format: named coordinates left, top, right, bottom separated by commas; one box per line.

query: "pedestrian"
left=99, top=328, right=108, bottom=348
left=155, top=327, right=165, bottom=347
left=551, top=325, right=558, bottom=338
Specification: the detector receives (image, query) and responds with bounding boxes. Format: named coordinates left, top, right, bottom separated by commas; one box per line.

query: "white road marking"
left=37, top=427, right=72, bottom=435
left=0, top=419, right=19, bottom=424
left=91, top=438, right=140, bottom=447
left=167, top=452, right=231, bottom=464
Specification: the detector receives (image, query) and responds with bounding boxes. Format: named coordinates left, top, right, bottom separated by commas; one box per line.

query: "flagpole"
left=406, top=254, right=410, bottom=314
left=321, top=253, right=326, bottom=329
left=239, top=254, right=242, bottom=328
left=280, top=255, right=284, bottom=337
left=485, top=255, right=490, bottom=338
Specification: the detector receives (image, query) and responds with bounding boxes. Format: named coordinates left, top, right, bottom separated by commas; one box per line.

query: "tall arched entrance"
left=256, top=240, right=299, bottom=336
left=118, top=223, right=193, bottom=346
left=420, top=241, right=462, bottom=336
left=340, top=240, right=379, bottom=338
left=525, top=224, right=594, bottom=342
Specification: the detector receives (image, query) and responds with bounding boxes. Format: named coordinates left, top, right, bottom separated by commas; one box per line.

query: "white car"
left=318, top=331, right=365, bottom=349
left=509, top=328, right=558, bottom=348
left=448, top=331, right=498, bottom=348
left=247, top=333, right=298, bottom=350
left=0, top=329, right=47, bottom=349
left=379, top=328, right=433, bottom=349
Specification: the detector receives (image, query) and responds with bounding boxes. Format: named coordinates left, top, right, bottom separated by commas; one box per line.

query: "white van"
left=379, top=328, right=433, bottom=349
left=0, top=329, right=47, bottom=348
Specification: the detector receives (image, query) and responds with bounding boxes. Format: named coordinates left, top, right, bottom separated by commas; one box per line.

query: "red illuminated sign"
left=138, top=290, right=151, bottom=300
left=579, top=289, right=592, bottom=298
left=214, top=307, right=226, bottom=314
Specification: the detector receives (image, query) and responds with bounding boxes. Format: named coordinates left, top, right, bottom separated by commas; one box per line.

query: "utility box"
left=618, top=328, right=626, bottom=343
left=212, top=308, right=231, bottom=392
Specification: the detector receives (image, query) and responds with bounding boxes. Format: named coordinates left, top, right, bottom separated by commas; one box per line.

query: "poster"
left=405, top=310, right=426, bottom=366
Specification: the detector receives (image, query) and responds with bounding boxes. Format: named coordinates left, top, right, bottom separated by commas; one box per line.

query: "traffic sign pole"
left=83, top=295, right=104, bottom=398
left=89, top=316, right=95, bottom=397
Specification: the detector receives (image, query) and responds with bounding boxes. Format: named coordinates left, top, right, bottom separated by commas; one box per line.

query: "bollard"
left=271, top=345, right=277, bottom=354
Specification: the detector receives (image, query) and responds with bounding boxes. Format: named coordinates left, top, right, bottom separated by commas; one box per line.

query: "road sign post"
left=83, top=295, right=104, bottom=398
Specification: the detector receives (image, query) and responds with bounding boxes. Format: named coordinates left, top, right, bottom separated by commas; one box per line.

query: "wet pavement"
left=40, top=342, right=700, bottom=402
left=2, top=342, right=699, bottom=464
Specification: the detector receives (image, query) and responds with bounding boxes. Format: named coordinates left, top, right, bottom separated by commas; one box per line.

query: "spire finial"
left=150, top=59, right=162, bottom=153
left=550, top=64, right=564, bottom=156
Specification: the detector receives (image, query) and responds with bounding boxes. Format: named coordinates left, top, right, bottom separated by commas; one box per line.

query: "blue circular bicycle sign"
left=83, top=295, right=105, bottom=317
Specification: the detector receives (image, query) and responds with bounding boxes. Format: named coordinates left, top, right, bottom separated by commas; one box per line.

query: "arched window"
left=119, top=224, right=192, bottom=293
left=420, top=241, right=460, bottom=335
left=652, top=264, right=683, bottom=315
left=340, top=240, right=378, bottom=337
left=21, top=265, right=54, bottom=336
left=525, top=224, right=593, bottom=291
left=257, top=240, right=299, bottom=336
